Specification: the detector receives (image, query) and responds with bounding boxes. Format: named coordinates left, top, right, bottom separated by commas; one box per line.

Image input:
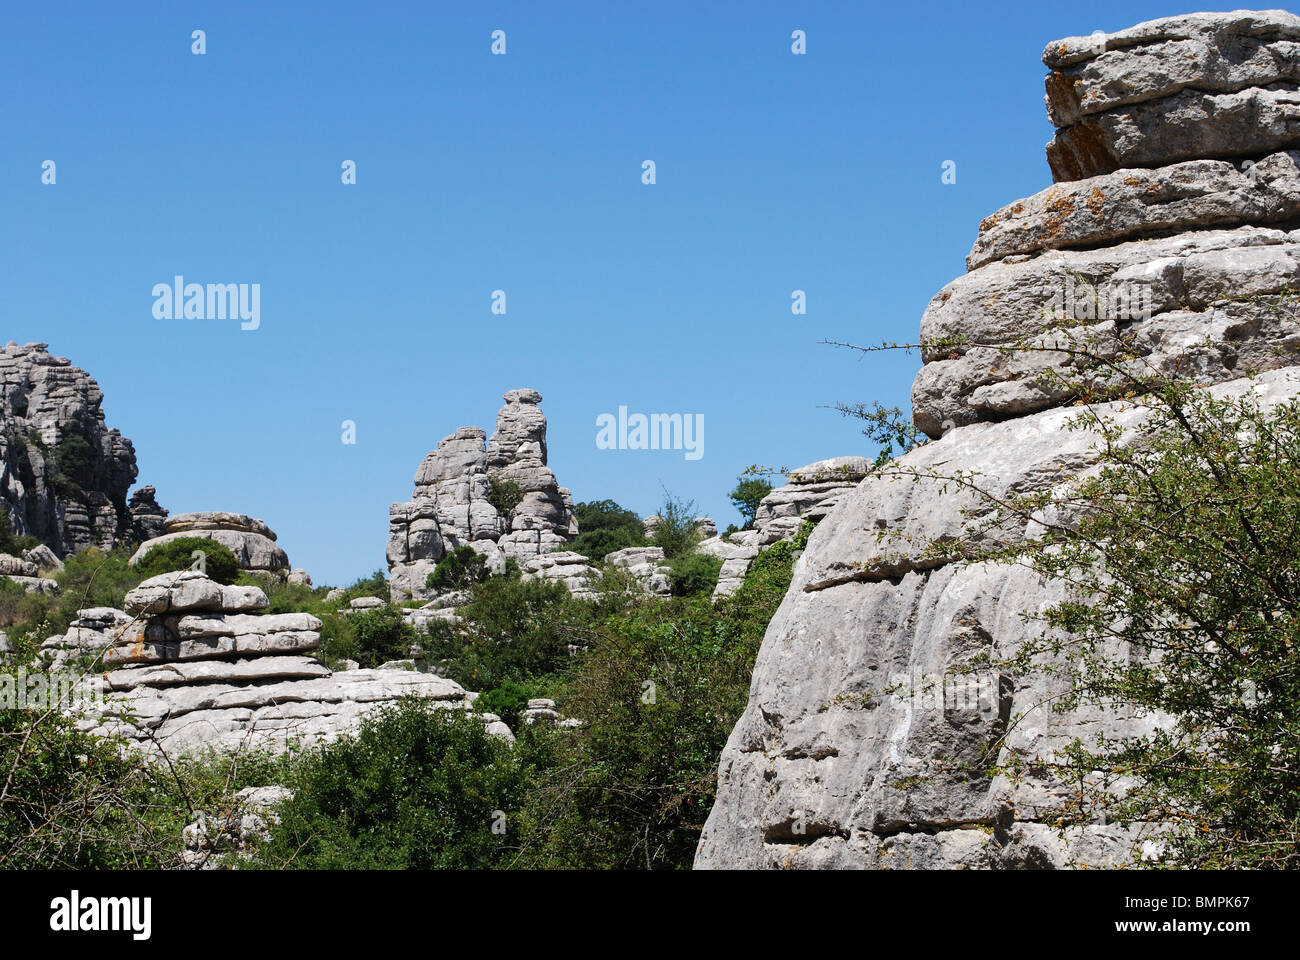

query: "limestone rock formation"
left=387, top=389, right=577, bottom=601
left=1043, top=10, right=1300, bottom=180
left=48, top=570, right=510, bottom=754
left=0, top=342, right=155, bottom=556
left=128, top=485, right=168, bottom=542
left=698, top=12, right=1300, bottom=870
left=604, top=546, right=672, bottom=596
left=130, top=511, right=290, bottom=574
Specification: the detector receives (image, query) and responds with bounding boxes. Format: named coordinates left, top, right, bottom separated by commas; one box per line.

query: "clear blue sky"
left=1, top=0, right=1197, bottom=586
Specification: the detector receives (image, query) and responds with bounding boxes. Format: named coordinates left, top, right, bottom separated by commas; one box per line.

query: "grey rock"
left=1043, top=10, right=1300, bottom=126
left=969, top=152, right=1300, bottom=271
left=914, top=227, right=1300, bottom=437
left=1047, top=83, right=1300, bottom=182
left=130, top=528, right=289, bottom=574
left=0, top=342, right=139, bottom=557
left=697, top=368, right=1300, bottom=869
left=22, top=542, right=62, bottom=572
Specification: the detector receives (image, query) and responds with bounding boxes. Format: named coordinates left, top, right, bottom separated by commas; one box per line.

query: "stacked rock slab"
left=704, top=457, right=873, bottom=599
left=130, top=511, right=290, bottom=574
left=51, top=570, right=508, bottom=754
left=1, top=342, right=146, bottom=555
left=914, top=10, right=1300, bottom=440
left=697, top=11, right=1300, bottom=870
left=387, top=389, right=578, bottom=601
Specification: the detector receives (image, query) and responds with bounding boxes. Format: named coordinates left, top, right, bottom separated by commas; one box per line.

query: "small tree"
left=727, top=477, right=772, bottom=528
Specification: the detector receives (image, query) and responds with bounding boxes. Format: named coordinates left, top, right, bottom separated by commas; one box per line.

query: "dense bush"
left=0, top=510, right=40, bottom=556
left=136, top=536, right=241, bottom=585
left=474, top=679, right=536, bottom=729
left=256, top=700, right=532, bottom=869
left=486, top=475, right=525, bottom=517
left=665, top=550, right=722, bottom=597
left=422, top=576, right=596, bottom=691
left=425, top=545, right=490, bottom=592
left=567, top=499, right=646, bottom=561
left=333, top=605, right=416, bottom=669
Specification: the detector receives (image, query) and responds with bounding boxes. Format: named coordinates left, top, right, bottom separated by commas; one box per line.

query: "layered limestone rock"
left=130, top=511, right=290, bottom=574
left=913, top=11, right=1300, bottom=440
left=703, top=457, right=874, bottom=599
left=128, top=485, right=168, bottom=542
left=387, top=389, right=577, bottom=601
left=1044, top=10, right=1300, bottom=181
left=604, top=546, right=672, bottom=596
left=699, top=13, right=1300, bottom=870
left=47, top=570, right=510, bottom=754
left=0, top=342, right=157, bottom=556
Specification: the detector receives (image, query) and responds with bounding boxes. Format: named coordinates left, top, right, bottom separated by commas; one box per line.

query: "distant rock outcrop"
left=0, top=342, right=159, bottom=556
left=698, top=11, right=1300, bottom=870
left=387, top=389, right=578, bottom=601
left=52, top=571, right=511, bottom=754
left=130, top=511, right=290, bottom=574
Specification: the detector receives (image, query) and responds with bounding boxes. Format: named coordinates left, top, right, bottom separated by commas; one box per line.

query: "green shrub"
left=651, top=492, right=700, bottom=560
left=568, top=499, right=645, bottom=561
left=727, top=477, right=772, bottom=527
left=665, top=551, right=722, bottom=597
left=255, top=700, right=533, bottom=869
left=0, top=509, right=41, bottom=556
left=422, top=575, right=594, bottom=691
left=474, top=679, right=536, bottom=728
left=136, top=536, right=241, bottom=585
left=345, top=605, right=416, bottom=669
left=486, top=475, right=525, bottom=517
left=425, top=545, right=490, bottom=592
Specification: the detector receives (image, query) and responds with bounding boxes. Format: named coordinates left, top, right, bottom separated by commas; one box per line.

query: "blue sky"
left=2, top=0, right=1196, bottom=585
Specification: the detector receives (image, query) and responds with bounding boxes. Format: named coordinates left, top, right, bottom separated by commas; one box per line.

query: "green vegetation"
left=567, top=499, right=645, bottom=561
left=136, top=536, right=242, bottom=585
left=486, top=474, right=525, bottom=517
left=964, top=381, right=1300, bottom=868
left=727, top=476, right=772, bottom=527
left=254, top=701, right=531, bottom=869
left=425, top=545, right=491, bottom=593
left=650, top=491, right=700, bottom=560
left=0, top=509, right=41, bottom=556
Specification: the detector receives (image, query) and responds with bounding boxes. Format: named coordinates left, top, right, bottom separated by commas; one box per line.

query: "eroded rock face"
left=698, top=369, right=1300, bottom=869
left=700, top=13, right=1300, bottom=870
left=0, top=342, right=150, bottom=556
left=387, top=389, right=578, bottom=601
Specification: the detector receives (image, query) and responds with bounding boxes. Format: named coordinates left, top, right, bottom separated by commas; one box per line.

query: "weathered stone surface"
left=697, top=368, right=1300, bottom=869
left=1042, top=13, right=1300, bottom=181
left=914, top=227, right=1300, bottom=437
left=130, top=528, right=289, bottom=573
left=1048, top=83, right=1300, bottom=182
left=105, top=656, right=331, bottom=690
left=124, top=570, right=227, bottom=616
left=520, top=550, right=600, bottom=599
left=1043, top=11, right=1300, bottom=127
left=165, top=511, right=276, bottom=540
left=86, top=668, right=481, bottom=754
left=128, top=485, right=168, bottom=542
left=969, top=152, right=1300, bottom=270
left=0, top=553, right=38, bottom=577
left=605, top=546, right=672, bottom=596
left=0, top=342, right=141, bottom=556
left=22, top=542, right=62, bottom=572
left=286, top=568, right=312, bottom=587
